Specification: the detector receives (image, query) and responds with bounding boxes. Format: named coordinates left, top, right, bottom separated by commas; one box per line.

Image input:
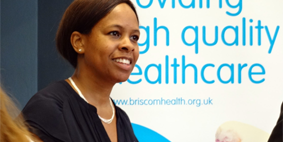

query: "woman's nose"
left=118, top=37, right=135, bottom=52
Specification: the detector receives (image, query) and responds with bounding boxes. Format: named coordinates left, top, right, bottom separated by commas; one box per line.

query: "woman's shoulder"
left=37, top=80, right=71, bottom=97
left=21, top=80, right=74, bottom=142
left=22, top=80, right=74, bottom=115
left=29, top=80, right=73, bottom=103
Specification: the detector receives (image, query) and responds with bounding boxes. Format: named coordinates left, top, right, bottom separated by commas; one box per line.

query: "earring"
left=78, top=49, right=82, bottom=52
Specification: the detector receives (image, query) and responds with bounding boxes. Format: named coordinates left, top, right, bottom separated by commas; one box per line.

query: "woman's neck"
left=70, top=69, right=114, bottom=107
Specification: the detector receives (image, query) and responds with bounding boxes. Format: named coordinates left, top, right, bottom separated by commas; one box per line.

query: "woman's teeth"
left=114, top=58, right=130, bottom=65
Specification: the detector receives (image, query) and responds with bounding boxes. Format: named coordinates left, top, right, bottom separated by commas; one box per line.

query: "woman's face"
left=81, top=3, right=140, bottom=83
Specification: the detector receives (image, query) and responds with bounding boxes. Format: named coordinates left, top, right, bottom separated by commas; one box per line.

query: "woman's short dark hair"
left=56, top=0, right=139, bottom=68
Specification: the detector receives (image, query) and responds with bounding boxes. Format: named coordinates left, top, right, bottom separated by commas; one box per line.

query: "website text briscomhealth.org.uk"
left=119, top=0, right=280, bottom=85
left=114, top=97, right=213, bottom=107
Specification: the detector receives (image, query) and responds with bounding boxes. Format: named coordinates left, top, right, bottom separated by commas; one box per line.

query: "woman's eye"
left=109, top=31, right=120, bottom=37
left=130, top=35, right=139, bottom=42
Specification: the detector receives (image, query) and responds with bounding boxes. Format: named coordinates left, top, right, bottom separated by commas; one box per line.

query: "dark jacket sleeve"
left=22, top=92, right=71, bottom=142
left=268, top=102, right=283, bottom=142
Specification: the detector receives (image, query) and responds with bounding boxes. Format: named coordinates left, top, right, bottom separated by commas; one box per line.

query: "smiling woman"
left=21, top=0, right=140, bottom=142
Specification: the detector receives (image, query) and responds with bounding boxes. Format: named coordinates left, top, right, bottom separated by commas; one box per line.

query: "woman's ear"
left=70, top=31, right=85, bottom=54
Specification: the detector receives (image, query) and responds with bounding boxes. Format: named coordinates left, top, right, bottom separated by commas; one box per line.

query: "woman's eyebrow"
left=106, top=24, right=123, bottom=29
left=106, top=24, right=140, bottom=33
left=132, top=29, right=140, bottom=34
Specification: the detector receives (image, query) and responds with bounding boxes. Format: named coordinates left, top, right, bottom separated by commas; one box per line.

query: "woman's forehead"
left=94, top=3, right=139, bottom=30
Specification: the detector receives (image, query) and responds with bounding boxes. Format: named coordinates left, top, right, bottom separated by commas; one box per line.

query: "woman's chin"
left=116, top=78, right=129, bottom=83
left=113, top=74, right=131, bottom=83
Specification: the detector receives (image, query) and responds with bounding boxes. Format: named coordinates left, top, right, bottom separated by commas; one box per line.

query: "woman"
left=22, top=0, right=140, bottom=141
left=0, top=86, right=41, bottom=142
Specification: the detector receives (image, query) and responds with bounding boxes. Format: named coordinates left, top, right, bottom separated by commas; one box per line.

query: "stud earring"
left=78, top=49, right=82, bottom=52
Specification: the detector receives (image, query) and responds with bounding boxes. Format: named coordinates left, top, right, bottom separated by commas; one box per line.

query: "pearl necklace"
left=68, top=77, right=115, bottom=124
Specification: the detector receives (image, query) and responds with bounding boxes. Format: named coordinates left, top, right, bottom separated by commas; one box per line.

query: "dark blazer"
left=268, top=102, right=283, bottom=142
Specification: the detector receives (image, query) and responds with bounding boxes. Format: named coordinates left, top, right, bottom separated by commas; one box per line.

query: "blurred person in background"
left=268, top=102, right=283, bottom=142
left=0, top=86, right=41, bottom=142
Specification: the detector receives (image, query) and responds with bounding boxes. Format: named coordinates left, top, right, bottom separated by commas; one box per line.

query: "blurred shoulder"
left=22, top=80, right=73, bottom=113
left=31, top=80, right=71, bottom=102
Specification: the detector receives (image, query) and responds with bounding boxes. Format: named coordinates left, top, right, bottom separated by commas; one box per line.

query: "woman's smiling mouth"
left=113, top=58, right=131, bottom=65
